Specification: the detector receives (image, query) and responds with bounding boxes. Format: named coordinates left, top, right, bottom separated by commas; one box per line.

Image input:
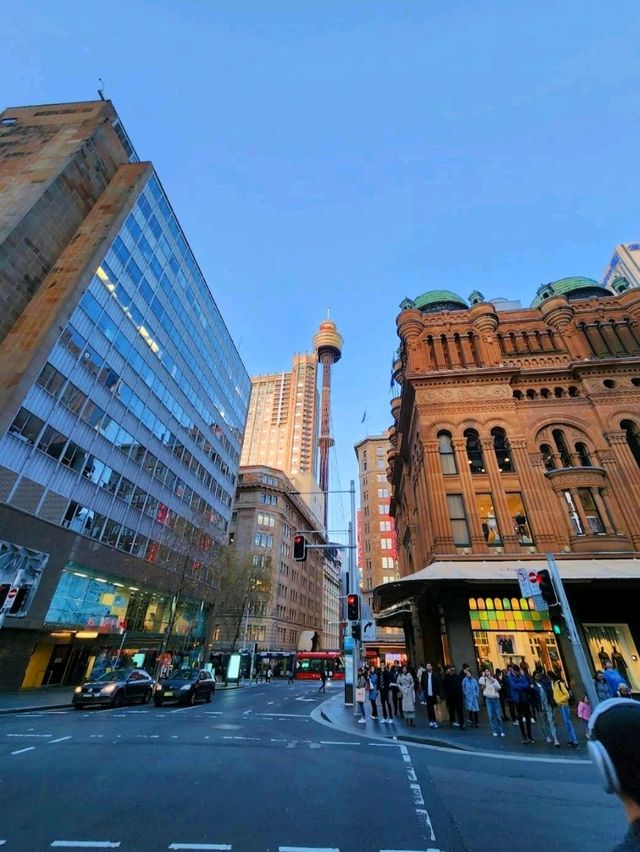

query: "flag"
left=361, top=410, right=366, bottom=424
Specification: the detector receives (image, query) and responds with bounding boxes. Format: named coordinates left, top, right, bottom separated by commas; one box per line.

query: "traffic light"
left=293, top=534, right=307, bottom=562
left=351, top=622, right=361, bottom=641
left=536, top=569, right=559, bottom=607
left=550, top=609, right=565, bottom=637
left=347, top=593, right=360, bottom=621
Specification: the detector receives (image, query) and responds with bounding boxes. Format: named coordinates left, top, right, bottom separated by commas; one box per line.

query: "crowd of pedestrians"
left=352, top=657, right=634, bottom=748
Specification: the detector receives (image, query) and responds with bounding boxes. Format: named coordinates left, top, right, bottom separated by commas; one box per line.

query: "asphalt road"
left=0, top=680, right=626, bottom=852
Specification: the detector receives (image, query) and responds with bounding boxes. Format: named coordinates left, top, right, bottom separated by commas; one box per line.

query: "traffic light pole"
left=545, top=554, right=599, bottom=708
left=349, top=480, right=360, bottom=717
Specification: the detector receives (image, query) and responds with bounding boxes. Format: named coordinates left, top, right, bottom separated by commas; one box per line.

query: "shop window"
left=491, top=427, right=513, bottom=472
left=563, top=490, right=584, bottom=536
left=575, top=442, right=592, bottom=467
left=446, top=494, right=470, bottom=546
left=476, top=493, right=502, bottom=545
left=577, top=488, right=606, bottom=534
left=540, top=443, right=556, bottom=471
left=464, top=429, right=485, bottom=473
left=506, top=492, right=534, bottom=545
left=437, top=431, right=457, bottom=474
left=621, top=420, right=640, bottom=469
left=552, top=429, right=572, bottom=467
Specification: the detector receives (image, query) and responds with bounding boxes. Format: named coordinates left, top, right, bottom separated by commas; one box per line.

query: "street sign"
left=362, top=619, right=377, bottom=642
left=516, top=567, right=538, bottom=599
left=1, top=587, right=18, bottom=611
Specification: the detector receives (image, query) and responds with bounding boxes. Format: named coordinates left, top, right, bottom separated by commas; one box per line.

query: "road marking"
left=278, top=847, right=340, bottom=852
left=7, top=733, right=52, bottom=737
left=319, top=741, right=360, bottom=746
left=49, top=736, right=72, bottom=744
left=380, top=849, right=446, bottom=851
left=168, top=845, right=231, bottom=850
left=51, top=843, right=121, bottom=849
left=399, top=745, right=435, bottom=843
left=258, top=713, right=309, bottom=718
left=11, top=746, right=36, bottom=754
left=270, top=738, right=287, bottom=742
left=267, top=701, right=274, bottom=705
left=171, top=705, right=200, bottom=713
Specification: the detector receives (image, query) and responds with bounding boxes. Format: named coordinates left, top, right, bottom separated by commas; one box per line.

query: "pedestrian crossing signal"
left=293, top=534, right=307, bottom=562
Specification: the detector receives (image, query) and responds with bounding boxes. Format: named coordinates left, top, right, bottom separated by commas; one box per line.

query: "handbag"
left=355, top=687, right=366, bottom=703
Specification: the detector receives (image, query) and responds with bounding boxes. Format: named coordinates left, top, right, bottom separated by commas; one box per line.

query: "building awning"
left=374, top=557, right=640, bottom=617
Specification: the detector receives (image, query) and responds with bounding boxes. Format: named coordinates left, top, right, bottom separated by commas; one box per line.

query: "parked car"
left=154, top=668, right=216, bottom=706
left=73, top=668, right=155, bottom=709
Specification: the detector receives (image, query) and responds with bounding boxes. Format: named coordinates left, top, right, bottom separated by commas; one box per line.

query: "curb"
left=0, top=704, right=71, bottom=715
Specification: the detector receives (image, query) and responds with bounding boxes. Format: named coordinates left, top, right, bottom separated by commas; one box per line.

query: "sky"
left=3, top=0, right=640, bottom=536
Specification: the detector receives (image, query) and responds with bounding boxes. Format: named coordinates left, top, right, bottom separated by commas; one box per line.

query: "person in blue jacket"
left=508, top=663, right=534, bottom=743
left=603, top=661, right=629, bottom=697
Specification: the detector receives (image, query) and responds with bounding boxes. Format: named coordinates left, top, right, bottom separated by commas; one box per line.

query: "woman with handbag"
left=398, top=665, right=417, bottom=727
left=356, top=668, right=368, bottom=723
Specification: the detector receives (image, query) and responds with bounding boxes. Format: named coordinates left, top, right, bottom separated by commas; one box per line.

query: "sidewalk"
left=317, top=693, right=589, bottom=761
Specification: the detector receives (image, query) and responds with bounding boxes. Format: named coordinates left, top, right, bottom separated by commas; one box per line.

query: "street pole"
left=545, top=554, right=599, bottom=708
left=349, top=478, right=359, bottom=717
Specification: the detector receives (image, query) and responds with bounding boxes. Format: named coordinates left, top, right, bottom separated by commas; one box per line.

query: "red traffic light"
left=293, top=534, right=307, bottom=562
left=347, top=593, right=360, bottom=621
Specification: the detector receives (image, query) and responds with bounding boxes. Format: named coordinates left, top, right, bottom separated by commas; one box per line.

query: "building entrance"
left=469, top=596, right=564, bottom=677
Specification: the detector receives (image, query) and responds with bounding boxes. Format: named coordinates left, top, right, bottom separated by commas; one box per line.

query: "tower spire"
left=313, top=317, right=343, bottom=531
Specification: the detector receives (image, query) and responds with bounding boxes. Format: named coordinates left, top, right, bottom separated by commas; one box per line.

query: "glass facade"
left=0, top=171, right=249, bottom=570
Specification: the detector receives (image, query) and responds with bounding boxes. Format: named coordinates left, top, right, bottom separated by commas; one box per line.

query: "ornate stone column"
left=424, top=439, right=455, bottom=553
left=479, top=430, right=519, bottom=553
left=508, top=439, right=567, bottom=549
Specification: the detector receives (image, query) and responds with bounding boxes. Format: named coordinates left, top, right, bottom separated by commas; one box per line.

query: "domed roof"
left=400, top=290, right=468, bottom=314
left=531, top=276, right=610, bottom=308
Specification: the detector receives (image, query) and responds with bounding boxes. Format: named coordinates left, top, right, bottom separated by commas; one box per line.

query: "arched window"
left=513, top=390, right=523, bottom=400
left=526, top=389, right=537, bottom=400
left=540, top=443, right=555, bottom=471
left=554, top=387, right=565, bottom=398
left=491, top=427, right=514, bottom=473
left=437, top=431, right=457, bottom=475
left=540, top=388, right=551, bottom=399
left=552, top=429, right=572, bottom=467
left=575, top=442, right=592, bottom=467
left=568, top=386, right=579, bottom=397
left=621, top=420, right=640, bottom=469
left=464, top=428, right=484, bottom=473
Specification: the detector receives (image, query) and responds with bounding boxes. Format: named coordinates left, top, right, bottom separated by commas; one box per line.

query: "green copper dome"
left=531, top=276, right=610, bottom=308
left=400, top=290, right=468, bottom=314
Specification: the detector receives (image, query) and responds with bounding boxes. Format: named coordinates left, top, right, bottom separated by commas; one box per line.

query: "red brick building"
left=375, top=279, right=640, bottom=693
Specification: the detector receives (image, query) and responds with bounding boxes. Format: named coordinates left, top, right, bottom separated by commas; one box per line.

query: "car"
left=154, top=668, right=216, bottom=706
left=72, top=668, right=155, bottom=709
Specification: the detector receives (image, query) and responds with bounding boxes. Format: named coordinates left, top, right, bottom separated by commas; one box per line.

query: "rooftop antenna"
left=97, top=78, right=105, bottom=101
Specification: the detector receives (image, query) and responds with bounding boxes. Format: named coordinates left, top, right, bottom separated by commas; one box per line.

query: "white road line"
left=319, top=741, right=360, bottom=746
left=6, top=733, right=52, bottom=737
left=399, top=745, right=435, bottom=843
left=267, top=701, right=274, bottom=705
left=168, top=844, right=231, bottom=850
left=171, top=705, right=200, bottom=713
left=258, top=712, right=310, bottom=718
left=270, top=738, right=287, bottom=742
left=0, top=840, right=7, bottom=845
left=10, top=746, right=36, bottom=755
left=51, top=843, right=121, bottom=849
left=380, top=849, right=446, bottom=851
left=49, top=736, right=72, bottom=744
left=279, top=847, right=339, bottom=851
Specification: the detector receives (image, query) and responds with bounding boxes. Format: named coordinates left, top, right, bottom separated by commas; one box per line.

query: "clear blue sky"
left=4, top=1, right=640, bottom=534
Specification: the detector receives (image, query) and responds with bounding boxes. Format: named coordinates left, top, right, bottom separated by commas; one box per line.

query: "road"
left=0, top=680, right=625, bottom=851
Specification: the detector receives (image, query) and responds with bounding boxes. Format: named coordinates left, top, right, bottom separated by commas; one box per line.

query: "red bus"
left=295, top=651, right=345, bottom=680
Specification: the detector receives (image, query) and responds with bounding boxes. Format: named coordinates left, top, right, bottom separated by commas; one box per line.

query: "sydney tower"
left=313, top=317, right=343, bottom=531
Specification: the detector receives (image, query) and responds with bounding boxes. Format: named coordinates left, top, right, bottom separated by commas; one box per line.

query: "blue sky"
left=3, top=1, right=639, bottom=534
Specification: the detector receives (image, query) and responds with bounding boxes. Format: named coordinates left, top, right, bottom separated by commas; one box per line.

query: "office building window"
left=446, top=494, right=470, bottom=546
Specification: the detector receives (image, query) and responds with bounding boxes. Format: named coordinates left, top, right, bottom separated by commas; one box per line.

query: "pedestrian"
left=504, top=663, right=518, bottom=725
left=319, top=667, right=327, bottom=693
left=479, top=668, right=505, bottom=737
left=266, top=666, right=273, bottom=684
left=443, top=664, right=465, bottom=729
left=550, top=671, right=580, bottom=749
left=356, top=667, right=368, bottom=723
left=287, top=668, right=294, bottom=685
left=603, top=661, right=629, bottom=698
left=416, top=662, right=426, bottom=705
left=586, top=697, right=640, bottom=851
left=577, top=694, right=592, bottom=735
left=507, top=664, right=534, bottom=744
left=380, top=663, right=394, bottom=723
left=421, top=663, right=443, bottom=728
left=495, top=668, right=509, bottom=722
left=595, top=670, right=613, bottom=702
left=531, top=670, right=560, bottom=747
left=463, top=669, right=480, bottom=727
left=368, top=667, right=380, bottom=720
left=390, top=660, right=403, bottom=719
left=398, top=665, right=417, bottom=727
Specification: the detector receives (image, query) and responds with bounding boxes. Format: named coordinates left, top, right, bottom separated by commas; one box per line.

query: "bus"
left=295, top=651, right=345, bottom=680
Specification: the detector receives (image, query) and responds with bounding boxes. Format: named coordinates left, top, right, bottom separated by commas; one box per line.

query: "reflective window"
left=476, top=493, right=502, bottom=546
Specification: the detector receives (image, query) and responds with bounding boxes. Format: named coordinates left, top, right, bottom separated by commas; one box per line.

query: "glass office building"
left=0, top=101, right=249, bottom=687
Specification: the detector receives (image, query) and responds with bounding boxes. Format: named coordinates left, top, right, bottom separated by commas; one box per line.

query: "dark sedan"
left=154, top=669, right=215, bottom=706
left=73, top=668, right=155, bottom=709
